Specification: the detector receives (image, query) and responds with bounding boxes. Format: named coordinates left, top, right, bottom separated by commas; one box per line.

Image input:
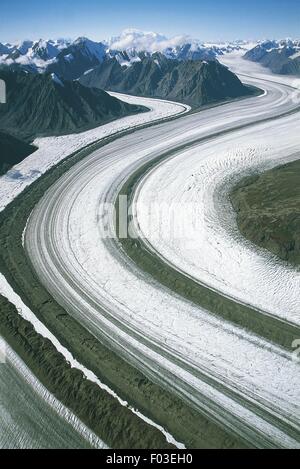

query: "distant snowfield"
left=220, top=51, right=300, bottom=90
left=22, top=53, right=300, bottom=447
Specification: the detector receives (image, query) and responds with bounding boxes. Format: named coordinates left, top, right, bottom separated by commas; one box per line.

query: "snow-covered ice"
left=23, top=58, right=300, bottom=446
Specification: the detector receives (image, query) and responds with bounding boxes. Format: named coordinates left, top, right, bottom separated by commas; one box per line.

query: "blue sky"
left=1, top=0, right=299, bottom=43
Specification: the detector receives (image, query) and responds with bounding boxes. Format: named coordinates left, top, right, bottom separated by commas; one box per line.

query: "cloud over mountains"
left=108, top=28, right=190, bottom=53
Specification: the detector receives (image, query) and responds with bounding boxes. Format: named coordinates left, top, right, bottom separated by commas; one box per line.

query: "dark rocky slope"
left=0, top=131, right=36, bottom=175
left=0, top=69, right=145, bottom=140
left=47, top=37, right=107, bottom=81
left=80, top=54, right=255, bottom=107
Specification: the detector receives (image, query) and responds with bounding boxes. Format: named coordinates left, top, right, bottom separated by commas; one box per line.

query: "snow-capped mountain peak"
left=30, top=39, right=60, bottom=61
left=71, top=37, right=106, bottom=61
left=16, top=40, right=34, bottom=55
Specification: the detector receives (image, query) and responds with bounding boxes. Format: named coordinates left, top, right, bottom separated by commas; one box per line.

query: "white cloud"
left=109, top=28, right=191, bottom=53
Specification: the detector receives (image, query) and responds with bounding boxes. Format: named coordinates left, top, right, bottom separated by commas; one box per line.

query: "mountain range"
left=0, top=30, right=252, bottom=79
left=79, top=53, right=254, bottom=107
left=244, top=39, right=300, bottom=76
left=0, top=66, right=146, bottom=174
left=3, top=32, right=299, bottom=80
